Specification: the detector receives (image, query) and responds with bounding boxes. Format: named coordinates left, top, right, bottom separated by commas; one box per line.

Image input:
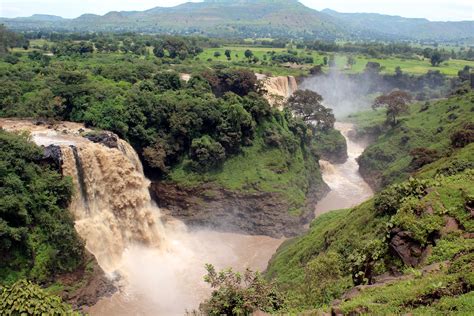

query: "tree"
left=190, top=135, right=226, bottom=171
left=224, top=49, right=231, bottom=60
left=244, top=49, right=253, bottom=61
left=153, top=45, right=165, bottom=58
left=347, top=55, right=356, bottom=69
left=213, top=51, right=221, bottom=58
left=372, top=90, right=412, bottom=126
left=199, top=264, right=285, bottom=315
left=430, top=50, right=444, bottom=66
left=153, top=72, right=182, bottom=91
left=286, top=90, right=335, bottom=130
left=323, top=56, right=328, bottom=66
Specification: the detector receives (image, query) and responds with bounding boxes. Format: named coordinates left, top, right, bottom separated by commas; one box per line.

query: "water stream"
left=315, top=122, right=374, bottom=215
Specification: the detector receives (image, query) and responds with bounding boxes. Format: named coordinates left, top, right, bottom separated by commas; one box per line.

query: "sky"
left=0, top=0, right=473, bottom=21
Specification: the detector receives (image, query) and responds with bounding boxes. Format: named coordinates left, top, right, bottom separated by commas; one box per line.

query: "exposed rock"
left=41, top=145, right=63, bottom=171
left=84, top=132, right=119, bottom=148
left=389, top=228, right=429, bottom=267
left=441, top=215, right=460, bottom=236
left=151, top=180, right=328, bottom=238
left=58, top=253, right=117, bottom=311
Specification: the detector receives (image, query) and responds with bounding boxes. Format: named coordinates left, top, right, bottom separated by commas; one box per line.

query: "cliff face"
left=151, top=177, right=328, bottom=238
left=260, top=75, right=298, bottom=109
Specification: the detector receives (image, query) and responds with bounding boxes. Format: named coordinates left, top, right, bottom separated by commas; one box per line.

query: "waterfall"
left=60, top=140, right=164, bottom=273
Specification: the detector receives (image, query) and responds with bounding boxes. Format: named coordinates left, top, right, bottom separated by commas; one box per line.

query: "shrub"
left=374, top=178, right=435, bottom=216
left=436, top=159, right=474, bottom=176
left=451, top=123, right=474, bottom=148
left=303, top=251, right=350, bottom=306
left=0, top=279, right=79, bottom=315
left=348, top=239, right=387, bottom=285
left=409, top=147, right=440, bottom=170
left=199, top=264, right=285, bottom=315
left=190, top=135, right=226, bottom=171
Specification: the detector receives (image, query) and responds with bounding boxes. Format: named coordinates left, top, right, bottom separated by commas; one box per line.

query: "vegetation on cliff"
left=0, top=130, right=84, bottom=284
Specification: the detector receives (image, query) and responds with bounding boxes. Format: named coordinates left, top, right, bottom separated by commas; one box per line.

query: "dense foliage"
left=0, top=130, right=84, bottom=283
left=199, top=264, right=285, bottom=315
left=0, top=279, right=79, bottom=315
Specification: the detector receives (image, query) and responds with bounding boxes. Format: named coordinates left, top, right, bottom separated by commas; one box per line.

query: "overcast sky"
left=1, top=0, right=473, bottom=21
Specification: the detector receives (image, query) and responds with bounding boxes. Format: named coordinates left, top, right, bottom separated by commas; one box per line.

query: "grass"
left=199, top=46, right=474, bottom=77
left=354, top=91, right=474, bottom=188
left=334, top=54, right=474, bottom=76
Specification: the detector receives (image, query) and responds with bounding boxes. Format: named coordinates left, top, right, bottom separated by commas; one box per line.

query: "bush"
left=409, top=147, right=440, bottom=170
left=451, top=123, right=474, bottom=148
left=190, top=135, right=226, bottom=171
left=199, top=264, right=285, bottom=315
left=436, top=159, right=474, bottom=176
left=374, top=178, right=435, bottom=216
left=0, top=279, right=79, bottom=315
left=303, top=251, right=350, bottom=306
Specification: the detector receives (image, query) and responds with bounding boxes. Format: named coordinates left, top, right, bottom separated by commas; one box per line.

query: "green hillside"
left=266, top=91, right=474, bottom=313
left=353, top=91, right=474, bottom=189
left=1, top=0, right=473, bottom=41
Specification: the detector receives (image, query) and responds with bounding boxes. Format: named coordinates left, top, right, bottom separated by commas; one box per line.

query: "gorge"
left=1, top=112, right=374, bottom=314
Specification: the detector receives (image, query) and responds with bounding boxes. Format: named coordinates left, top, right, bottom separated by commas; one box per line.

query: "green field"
left=199, top=46, right=474, bottom=77
left=334, top=54, right=474, bottom=76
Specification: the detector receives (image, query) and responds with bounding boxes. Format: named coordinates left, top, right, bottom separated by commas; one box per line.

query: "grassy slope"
left=266, top=93, right=474, bottom=313
left=353, top=91, right=474, bottom=189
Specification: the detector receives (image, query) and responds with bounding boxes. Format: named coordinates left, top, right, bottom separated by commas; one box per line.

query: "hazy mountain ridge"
left=1, top=0, right=472, bottom=41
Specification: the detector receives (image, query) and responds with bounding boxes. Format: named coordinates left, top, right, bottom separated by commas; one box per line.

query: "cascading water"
left=1, top=119, right=372, bottom=314
left=0, top=119, right=283, bottom=315
left=315, top=122, right=373, bottom=215
left=60, top=141, right=164, bottom=273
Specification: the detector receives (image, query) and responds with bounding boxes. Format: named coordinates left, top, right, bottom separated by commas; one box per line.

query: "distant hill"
left=322, top=9, right=474, bottom=42
left=1, top=0, right=472, bottom=41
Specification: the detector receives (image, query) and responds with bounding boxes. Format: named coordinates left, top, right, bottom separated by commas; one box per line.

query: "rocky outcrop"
left=151, top=180, right=328, bottom=238
left=58, top=254, right=117, bottom=311
left=41, top=145, right=63, bottom=171
left=389, top=228, right=430, bottom=267
left=84, top=131, right=119, bottom=148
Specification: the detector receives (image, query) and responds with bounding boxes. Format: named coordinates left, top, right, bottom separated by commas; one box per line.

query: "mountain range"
left=1, top=0, right=473, bottom=41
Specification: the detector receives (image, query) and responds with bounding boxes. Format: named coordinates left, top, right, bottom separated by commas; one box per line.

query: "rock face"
left=260, top=75, right=298, bottom=109
left=151, top=180, right=328, bottom=238
left=41, top=145, right=63, bottom=171
left=389, top=228, right=429, bottom=267
left=58, top=254, right=117, bottom=311
left=84, top=132, right=119, bottom=148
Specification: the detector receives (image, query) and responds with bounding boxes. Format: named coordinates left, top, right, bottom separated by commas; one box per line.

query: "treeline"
left=0, top=25, right=29, bottom=54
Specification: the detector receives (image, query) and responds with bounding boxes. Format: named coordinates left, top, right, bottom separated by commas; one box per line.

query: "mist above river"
left=300, top=70, right=377, bottom=118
